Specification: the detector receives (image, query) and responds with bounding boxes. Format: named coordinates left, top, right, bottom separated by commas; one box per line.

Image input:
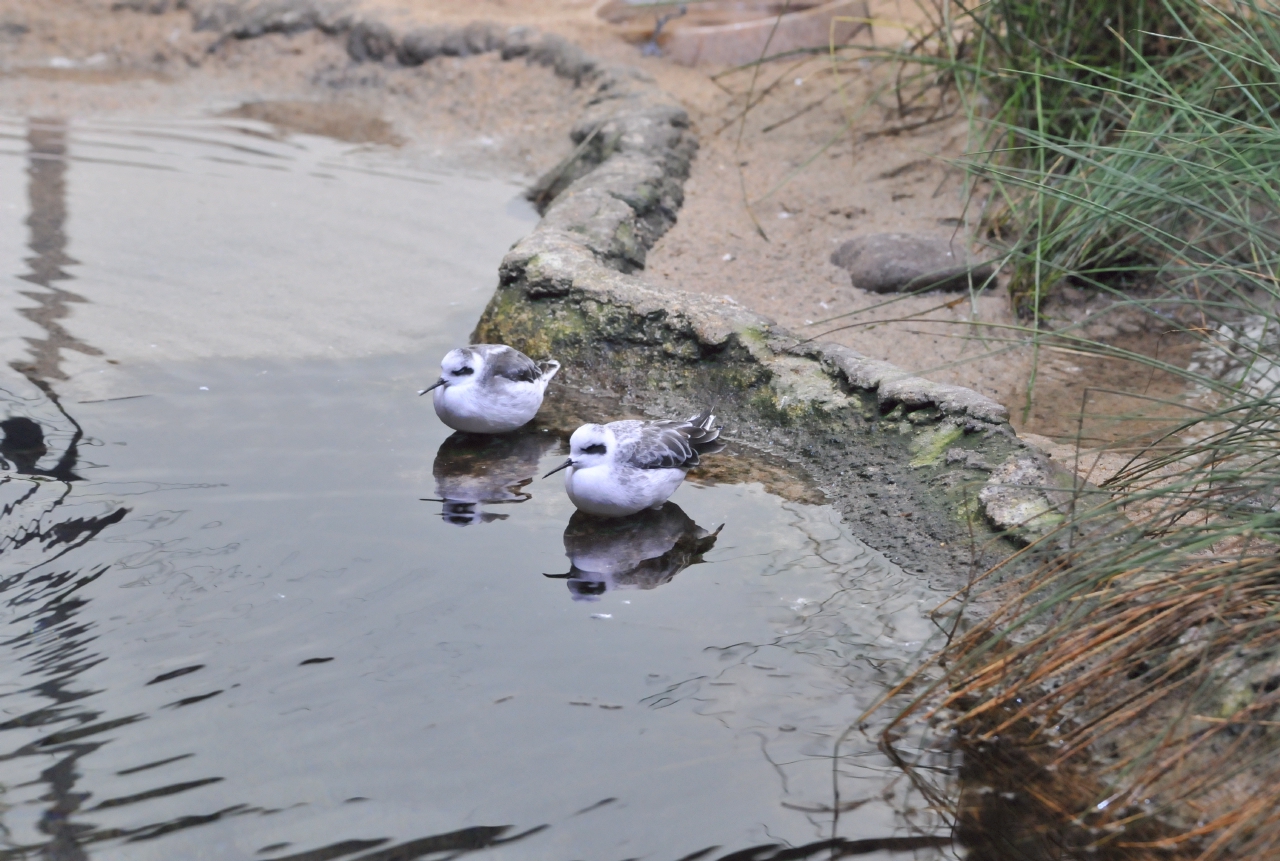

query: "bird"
left=543, top=410, right=723, bottom=518
left=544, top=502, right=722, bottom=601
left=419, top=345, right=559, bottom=434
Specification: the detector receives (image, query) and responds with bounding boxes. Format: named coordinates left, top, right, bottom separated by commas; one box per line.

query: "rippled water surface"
left=0, top=116, right=955, bottom=860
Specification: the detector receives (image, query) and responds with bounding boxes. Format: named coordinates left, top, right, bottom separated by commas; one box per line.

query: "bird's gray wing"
left=477, top=345, right=541, bottom=384
left=623, top=422, right=699, bottom=470
left=682, top=410, right=722, bottom=450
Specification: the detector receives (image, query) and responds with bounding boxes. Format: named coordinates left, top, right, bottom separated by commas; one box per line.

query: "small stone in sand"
left=830, top=232, right=995, bottom=293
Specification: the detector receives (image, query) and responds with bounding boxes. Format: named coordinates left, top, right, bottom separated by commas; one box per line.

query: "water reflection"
left=0, top=391, right=130, bottom=860
left=251, top=825, right=547, bottom=861
left=15, top=118, right=102, bottom=382
left=1, top=415, right=82, bottom=480
left=0, top=406, right=121, bottom=565
left=427, top=429, right=556, bottom=525
left=545, top=503, right=721, bottom=601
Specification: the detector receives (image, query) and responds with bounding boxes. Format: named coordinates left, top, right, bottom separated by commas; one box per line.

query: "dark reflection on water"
left=258, top=825, right=548, bottom=861
left=0, top=390, right=126, bottom=861
left=15, top=118, right=101, bottom=384
left=545, top=503, right=721, bottom=601
left=699, top=834, right=954, bottom=860
left=427, top=429, right=556, bottom=526
left=2, top=415, right=82, bottom=481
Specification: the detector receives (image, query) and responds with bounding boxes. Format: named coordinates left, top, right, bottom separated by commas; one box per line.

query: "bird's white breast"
left=433, top=379, right=543, bottom=434
left=564, top=464, right=686, bottom=518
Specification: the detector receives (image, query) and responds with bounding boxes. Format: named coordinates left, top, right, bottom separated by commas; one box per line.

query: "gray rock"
left=112, top=0, right=173, bottom=12
left=979, top=453, right=1084, bottom=544
left=191, top=0, right=352, bottom=38
left=528, top=102, right=694, bottom=214
left=439, top=28, right=471, bottom=56
left=346, top=18, right=395, bottom=63
left=499, top=26, right=536, bottom=60
left=189, top=0, right=238, bottom=32
left=830, top=232, right=995, bottom=293
left=463, top=21, right=502, bottom=54
left=945, top=447, right=993, bottom=470
left=395, top=26, right=448, bottom=65
left=528, top=33, right=595, bottom=84
left=792, top=341, right=1010, bottom=424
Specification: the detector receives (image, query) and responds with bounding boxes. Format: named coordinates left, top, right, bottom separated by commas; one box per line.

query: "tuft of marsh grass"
left=852, top=1, right=1280, bottom=856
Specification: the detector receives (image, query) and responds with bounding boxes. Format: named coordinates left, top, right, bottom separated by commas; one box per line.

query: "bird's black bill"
left=418, top=379, right=446, bottom=396
left=542, top=459, right=574, bottom=478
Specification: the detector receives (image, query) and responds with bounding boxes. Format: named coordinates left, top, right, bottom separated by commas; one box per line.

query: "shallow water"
left=0, top=116, right=956, bottom=860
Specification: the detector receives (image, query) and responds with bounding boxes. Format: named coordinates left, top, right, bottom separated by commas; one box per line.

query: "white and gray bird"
left=543, top=410, right=723, bottom=518
left=419, top=345, right=560, bottom=434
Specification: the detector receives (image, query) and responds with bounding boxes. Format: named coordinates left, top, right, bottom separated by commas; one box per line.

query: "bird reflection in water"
left=427, top=429, right=556, bottom=525
left=1, top=415, right=82, bottom=481
left=546, top=502, right=722, bottom=601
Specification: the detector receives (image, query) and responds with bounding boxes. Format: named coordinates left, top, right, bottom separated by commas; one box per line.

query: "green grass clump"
left=958, top=0, right=1280, bottom=313
left=866, top=2, right=1280, bottom=857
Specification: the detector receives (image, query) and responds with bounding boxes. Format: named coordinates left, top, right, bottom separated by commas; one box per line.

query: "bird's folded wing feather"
left=683, top=411, right=721, bottom=446
left=625, top=425, right=699, bottom=470
left=482, top=346, right=541, bottom=384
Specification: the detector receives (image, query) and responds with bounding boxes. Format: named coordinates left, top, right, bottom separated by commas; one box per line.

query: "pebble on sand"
left=830, top=232, right=995, bottom=294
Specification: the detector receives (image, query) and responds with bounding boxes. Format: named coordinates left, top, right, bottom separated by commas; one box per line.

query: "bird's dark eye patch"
left=583, top=444, right=607, bottom=455
left=453, top=366, right=474, bottom=376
